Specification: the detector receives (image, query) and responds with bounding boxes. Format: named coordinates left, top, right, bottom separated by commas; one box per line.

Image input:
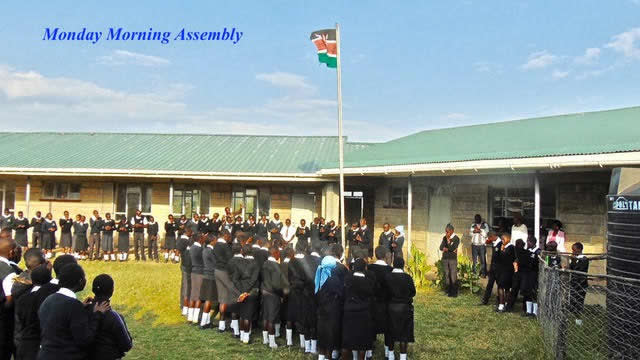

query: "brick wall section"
left=450, top=184, right=489, bottom=258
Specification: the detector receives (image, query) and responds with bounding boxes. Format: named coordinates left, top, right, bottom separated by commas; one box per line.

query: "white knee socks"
left=286, top=328, right=293, bottom=346
left=262, top=330, right=269, bottom=344
left=269, top=334, right=277, bottom=348
left=299, top=334, right=305, bottom=349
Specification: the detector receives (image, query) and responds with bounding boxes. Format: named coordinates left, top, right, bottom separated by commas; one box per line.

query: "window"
left=489, top=185, right=556, bottom=231
left=115, top=184, right=153, bottom=219
left=230, top=187, right=264, bottom=218
left=258, top=187, right=271, bottom=217
left=388, top=187, right=408, bottom=209
left=0, top=183, right=15, bottom=212
left=41, top=182, right=81, bottom=200
left=172, top=185, right=210, bottom=218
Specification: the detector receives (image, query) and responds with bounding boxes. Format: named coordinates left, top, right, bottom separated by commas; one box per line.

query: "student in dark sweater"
left=385, top=257, right=416, bottom=360
left=481, top=231, right=502, bottom=306
left=13, top=212, right=30, bottom=250
left=354, top=218, right=372, bottom=259
left=59, top=211, right=73, bottom=255
left=225, top=243, right=244, bottom=338
left=146, top=216, right=159, bottom=262
left=294, top=219, right=310, bottom=254
left=213, top=230, right=235, bottom=332
left=188, top=234, right=205, bottom=325
left=569, top=242, right=590, bottom=326
left=88, top=274, right=132, bottom=360
left=0, top=237, right=22, bottom=360
left=316, top=244, right=348, bottom=360
left=369, top=246, right=393, bottom=357
left=236, top=244, right=260, bottom=344
left=209, top=213, right=222, bottom=239
left=521, top=236, right=541, bottom=317
left=164, top=215, right=178, bottom=263
left=38, top=255, right=77, bottom=297
left=279, top=247, right=294, bottom=342
left=341, top=258, right=375, bottom=360
left=41, top=213, right=57, bottom=260
left=89, top=211, right=103, bottom=261
left=116, top=218, right=130, bottom=262
left=30, top=212, right=44, bottom=249
left=37, top=263, right=110, bottom=360
left=261, top=247, right=285, bottom=349
left=14, top=264, right=52, bottom=360
left=439, top=224, right=460, bottom=297
left=100, top=213, right=116, bottom=262
left=507, top=239, right=527, bottom=312
left=256, top=215, right=269, bottom=241
left=177, top=229, right=193, bottom=317
left=243, top=215, right=257, bottom=238
left=496, top=233, right=516, bottom=313
left=287, top=249, right=306, bottom=349
left=10, top=248, right=47, bottom=302
left=310, top=217, right=323, bottom=254
left=199, top=236, right=218, bottom=329
left=303, top=248, right=322, bottom=354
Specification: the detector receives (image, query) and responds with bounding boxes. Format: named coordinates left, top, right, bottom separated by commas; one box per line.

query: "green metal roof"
left=0, top=133, right=371, bottom=175
left=337, top=106, right=640, bottom=168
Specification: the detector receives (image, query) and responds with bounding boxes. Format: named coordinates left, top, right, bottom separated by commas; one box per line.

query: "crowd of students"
left=0, top=234, right=132, bottom=360
left=175, top=220, right=415, bottom=360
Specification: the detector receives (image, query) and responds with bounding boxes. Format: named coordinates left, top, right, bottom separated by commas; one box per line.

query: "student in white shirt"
left=280, top=219, right=296, bottom=249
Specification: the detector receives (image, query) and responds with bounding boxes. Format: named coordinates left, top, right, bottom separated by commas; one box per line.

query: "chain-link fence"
left=537, top=252, right=640, bottom=360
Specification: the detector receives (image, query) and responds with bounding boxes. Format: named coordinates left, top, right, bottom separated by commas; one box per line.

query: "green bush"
left=432, top=255, right=481, bottom=293
left=406, top=244, right=432, bottom=287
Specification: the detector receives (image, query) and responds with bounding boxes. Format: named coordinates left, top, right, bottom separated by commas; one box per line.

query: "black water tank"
left=606, top=168, right=640, bottom=359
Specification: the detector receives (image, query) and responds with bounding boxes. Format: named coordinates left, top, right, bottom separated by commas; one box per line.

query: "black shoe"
left=200, top=324, right=212, bottom=330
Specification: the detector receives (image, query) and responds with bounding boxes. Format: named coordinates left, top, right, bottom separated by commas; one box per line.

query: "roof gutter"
left=0, top=167, right=330, bottom=182
left=317, top=151, right=640, bottom=176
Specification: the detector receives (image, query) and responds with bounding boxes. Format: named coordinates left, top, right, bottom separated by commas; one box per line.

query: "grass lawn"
left=75, top=261, right=546, bottom=359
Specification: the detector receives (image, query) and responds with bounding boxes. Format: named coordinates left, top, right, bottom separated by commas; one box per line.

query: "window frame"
left=40, top=182, right=81, bottom=201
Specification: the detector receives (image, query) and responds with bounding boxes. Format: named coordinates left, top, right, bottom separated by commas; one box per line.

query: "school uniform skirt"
left=239, top=294, right=258, bottom=319
left=200, top=277, right=218, bottom=303
left=387, top=303, right=415, bottom=343
left=497, top=268, right=514, bottom=290
left=15, top=232, right=28, bottom=247
left=372, top=300, right=388, bottom=335
left=342, top=307, right=373, bottom=350
left=41, top=232, right=55, bottom=250
left=214, top=269, right=239, bottom=304
left=261, top=290, right=281, bottom=323
left=60, top=232, right=72, bottom=248
left=190, top=273, right=204, bottom=302
left=74, top=235, right=87, bottom=252
left=101, top=233, right=114, bottom=252
left=317, top=296, right=343, bottom=351
left=519, top=271, right=537, bottom=296
left=303, top=290, right=318, bottom=335
left=287, top=289, right=304, bottom=327
left=164, top=234, right=176, bottom=250
left=117, top=233, right=130, bottom=252
left=181, top=270, right=191, bottom=302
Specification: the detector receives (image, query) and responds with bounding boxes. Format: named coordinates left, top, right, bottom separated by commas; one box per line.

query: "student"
left=188, top=234, right=205, bottom=325
left=0, top=236, right=22, bottom=360
left=378, top=223, right=395, bottom=252
left=310, top=217, right=323, bottom=254
left=232, top=216, right=244, bottom=242
left=10, top=248, right=46, bottom=302
left=341, top=258, right=375, bottom=360
left=235, top=244, right=260, bottom=344
left=261, top=246, right=285, bottom=349
left=294, top=219, right=310, bottom=254
left=0, top=209, right=13, bottom=232
left=496, top=233, right=516, bottom=313
left=470, top=214, right=489, bottom=277
left=116, top=217, right=130, bottom=262
left=88, top=274, right=133, bottom=360
left=199, top=236, right=219, bottom=330
left=214, top=230, right=235, bottom=332
left=101, top=213, right=116, bottom=262
left=511, top=214, right=528, bottom=245
left=177, top=229, right=193, bottom=317
left=546, top=220, right=567, bottom=253
left=279, top=247, right=294, bottom=343
left=385, top=258, right=416, bottom=360
left=198, top=213, right=211, bottom=238
left=325, top=220, right=341, bottom=246
left=545, top=241, right=562, bottom=268
left=130, top=210, right=148, bottom=261
left=38, top=263, right=110, bottom=360
left=369, top=246, right=393, bottom=357
left=439, top=224, right=460, bottom=297
left=316, top=244, right=348, bottom=360
left=164, top=214, right=178, bottom=263
left=187, top=214, right=200, bottom=240
left=522, top=236, right=541, bottom=317
left=346, top=222, right=360, bottom=263
left=354, top=218, right=372, bottom=259
left=30, top=211, right=44, bottom=249
left=391, top=226, right=405, bottom=261
left=89, top=210, right=103, bottom=261
left=507, top=239, right=527, bottom=312
left=280, top=219, right=296, bottom=249
left=256, top=215, right=269, bottom=241
left=14, top=264, right=52, bottom=360
left=226, top=243, right=245, bottom=337
left=13, top=211, right=30, bottom=251
left=147, top=216, right=159, bottom=262
left=41, top=213, right=57, bottom=260
left=40, top=254, right=78, bottom=295
left=286, top=247, right=306, bottom=349
left=568, top=242, right=589, bottom=326
left=177, top=215, right=188, bottom=238
left=59, top=211, right=73, bottom=255
left=302, top=246, right=322, bottom=354
left=268, top=213, right=283, bottom=242
left=481, top=231, right=501, bottom=305
left=243, top=215, right=257, bottom=238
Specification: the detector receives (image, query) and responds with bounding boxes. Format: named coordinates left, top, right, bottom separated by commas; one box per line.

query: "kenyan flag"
left=310, top=29, right=337, bottom=68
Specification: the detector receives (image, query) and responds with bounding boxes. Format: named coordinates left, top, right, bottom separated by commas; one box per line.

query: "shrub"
left=432, top=255, right=481, bottom=293
left=406, top=244, right=432, bottom=287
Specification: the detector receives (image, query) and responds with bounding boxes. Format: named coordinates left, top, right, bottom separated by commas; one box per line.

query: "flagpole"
left=336, top=23, right=346, bottom=253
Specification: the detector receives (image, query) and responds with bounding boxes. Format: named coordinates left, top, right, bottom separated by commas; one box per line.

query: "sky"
left=1, top=1, right=640, bottom=142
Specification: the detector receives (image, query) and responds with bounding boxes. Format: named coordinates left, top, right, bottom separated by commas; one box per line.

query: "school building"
left=1, top=106, right=639, bottom=265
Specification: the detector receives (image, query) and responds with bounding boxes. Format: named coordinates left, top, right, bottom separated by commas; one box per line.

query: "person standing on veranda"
left=470, top=214, right=489, bottom=278
left=439, top=224, right=460, bottom=298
